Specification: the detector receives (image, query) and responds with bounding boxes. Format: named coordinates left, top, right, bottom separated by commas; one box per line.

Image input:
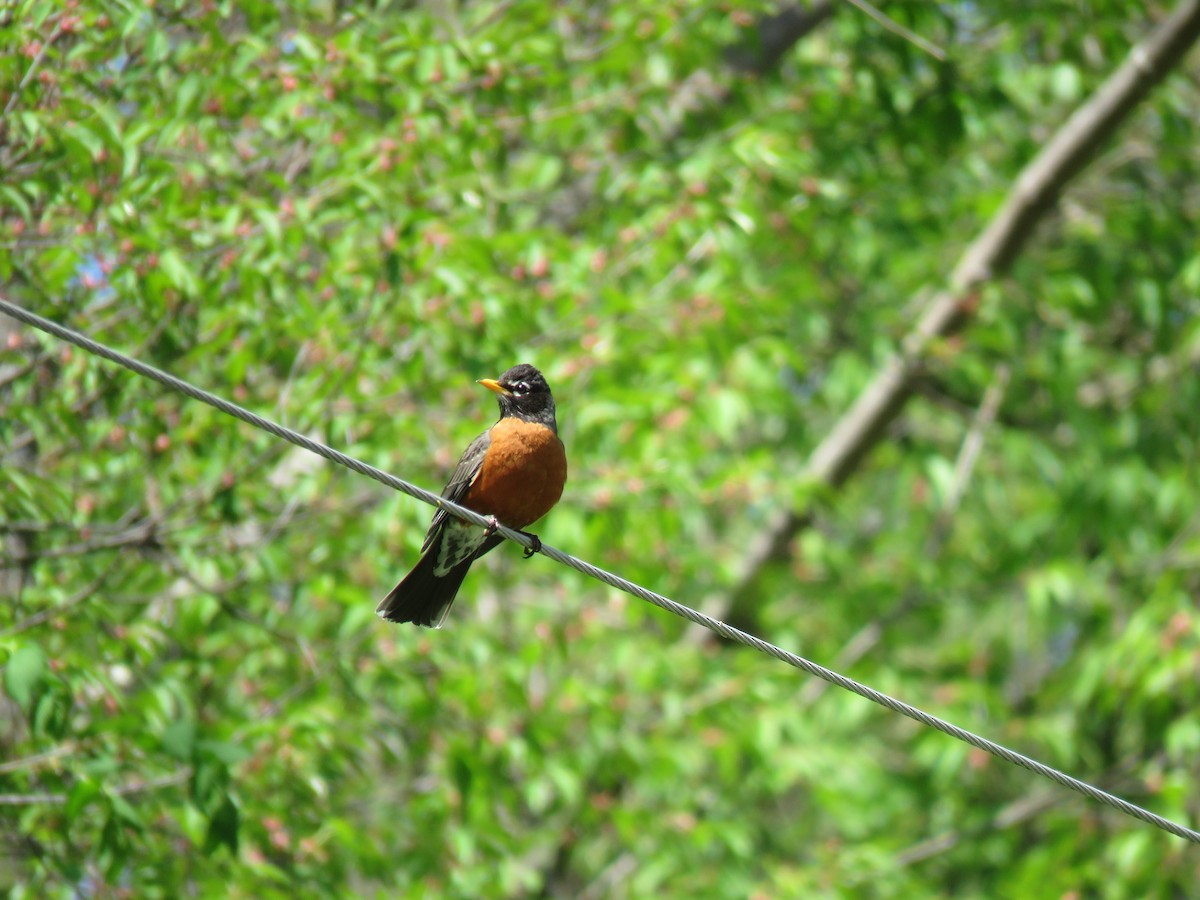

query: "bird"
left=376, top=363, right=567, bottom=627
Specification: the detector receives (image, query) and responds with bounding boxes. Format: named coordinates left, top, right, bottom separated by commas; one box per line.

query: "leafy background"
left=2, top=0, right=1199, bottom=896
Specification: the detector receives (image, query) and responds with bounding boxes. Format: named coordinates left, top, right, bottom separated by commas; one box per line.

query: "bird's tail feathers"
left=376, top=550, right=472, bottom=628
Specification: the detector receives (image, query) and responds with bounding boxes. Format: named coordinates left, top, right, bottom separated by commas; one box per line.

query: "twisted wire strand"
left=2, top=296, right=1196, bottom=844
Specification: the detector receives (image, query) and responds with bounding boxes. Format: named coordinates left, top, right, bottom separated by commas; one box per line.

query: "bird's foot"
left=482, top=517, right=540, bottom=557
left=519, top=531, right=542, bottom=558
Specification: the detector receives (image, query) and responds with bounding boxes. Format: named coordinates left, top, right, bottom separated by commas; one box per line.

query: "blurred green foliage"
left=2, top=0, right=1199, bottom=895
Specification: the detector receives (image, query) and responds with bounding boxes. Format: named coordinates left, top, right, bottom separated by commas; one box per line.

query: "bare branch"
left=0, top=770, right=192, bottom=807
left=2, top=21, right=64, bottom=119
left=0, top=742, right=79, bottom=775
left=1, top=560, right=123, bottom=636
left=895, top=790, right=1065, bottom=865
left=929, top=364, right=1011, bottom=553
left=0, top=793, right=66, bottom=806
left=799, top=367, right=1011, bottom=704
left=841, top=0, right=945, bottom=60
left=726, top=3, right=836, bottom=74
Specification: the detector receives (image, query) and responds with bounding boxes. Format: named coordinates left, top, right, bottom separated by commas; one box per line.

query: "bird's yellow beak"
left=478, top=378, right=511, bottom=396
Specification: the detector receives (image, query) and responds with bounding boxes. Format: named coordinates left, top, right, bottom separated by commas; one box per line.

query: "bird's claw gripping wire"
left=480, top=516, right=540, bottom=557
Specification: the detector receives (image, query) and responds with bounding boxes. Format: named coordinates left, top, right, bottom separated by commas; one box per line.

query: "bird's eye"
left=515, top=381, right=531, bottom=394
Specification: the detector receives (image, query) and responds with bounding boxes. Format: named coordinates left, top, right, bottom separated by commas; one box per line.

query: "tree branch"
left=840, top=0, right=945, bottom=60
left=798, top=367, right=1010, bottom=704
left=725, top=3, right=836, bottom=74
left=2, top=21, right=64, bottom=119
left=894, top=790, right=1065, bottom=866
left=720, top=0, right=1200, bottom=632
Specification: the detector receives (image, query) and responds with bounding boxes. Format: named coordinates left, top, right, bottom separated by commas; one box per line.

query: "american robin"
left=376, top=363, right=567, bottom=627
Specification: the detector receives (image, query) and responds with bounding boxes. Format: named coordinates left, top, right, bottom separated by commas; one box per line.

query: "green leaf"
left=66, top=779, right=103, bottom=822
left=203, top=796, right=240, bottom=855
left=175, top=74, right=203, bottom=118
left=290, top=32, right=321, bottom=61
left=1, top=185, right=32, bottom=220
left=251, top=206, right=283, bottom=247
left=451, top=752, right=473, bottom=804
left=4, top=643, right=47, bottom=712
left=34, top=690, right=69, bottom=739
left=107, top=792, right=144, bottom=829
left=162, top=719, right=197, bottom=761
left=158, top=248, right=198, bottom=295
left=190, top=762, right=222, bottom=814
left=196, top=739, right=251, bottom=767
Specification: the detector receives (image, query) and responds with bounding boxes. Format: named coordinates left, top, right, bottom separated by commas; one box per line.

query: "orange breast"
left=464, top=418, right=567, bottom=529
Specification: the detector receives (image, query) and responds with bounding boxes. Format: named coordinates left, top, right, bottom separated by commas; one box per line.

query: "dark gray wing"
left=421, top=429, right=491, bottom=552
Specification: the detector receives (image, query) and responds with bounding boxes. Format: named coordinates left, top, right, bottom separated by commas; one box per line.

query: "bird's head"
left=478, top=363, right=557, bottom=430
